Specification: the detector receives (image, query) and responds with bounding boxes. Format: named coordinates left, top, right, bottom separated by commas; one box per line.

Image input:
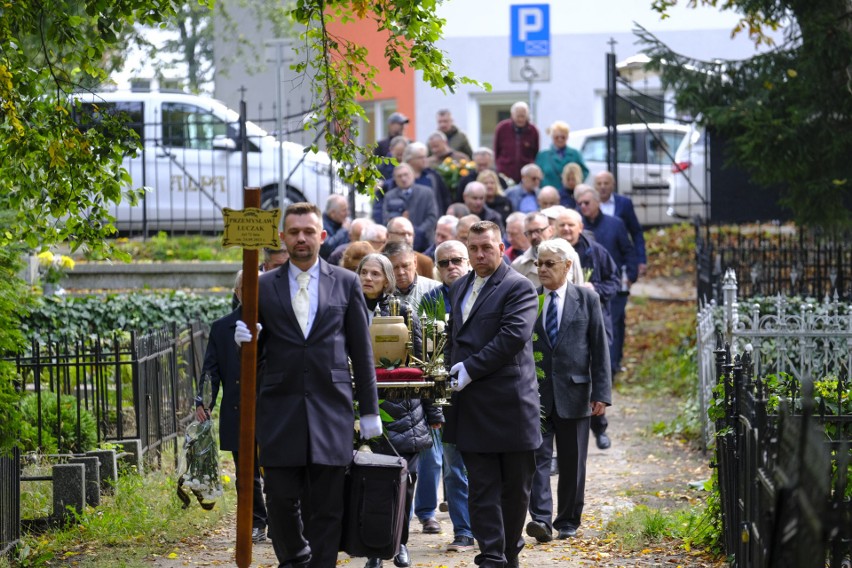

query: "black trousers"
left=231, top=450, right=268, bottom=530
left=461, top=450, right=535, bottom=568
left=265, top=464, right=345, bottom=568
left=529, top=415, right=590, bottom=531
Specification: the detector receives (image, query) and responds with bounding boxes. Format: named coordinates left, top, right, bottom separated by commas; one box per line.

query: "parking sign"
left=510, top=4, right=550, bottom=57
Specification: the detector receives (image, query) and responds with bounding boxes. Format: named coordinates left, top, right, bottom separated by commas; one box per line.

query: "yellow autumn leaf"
left=786, top=68, right=797, bottom=78
left=168, top=552, right=178, bottom=559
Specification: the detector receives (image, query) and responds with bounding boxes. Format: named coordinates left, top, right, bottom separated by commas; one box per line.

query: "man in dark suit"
left=196, top=269, right=269, bottom=543
left=234, top=202, right=382, bottom=568
left=444, top=220, right=541, bottom=568
left=381, top=163, right=438, bottom=252
left=524, top=238, right=612, bottom=543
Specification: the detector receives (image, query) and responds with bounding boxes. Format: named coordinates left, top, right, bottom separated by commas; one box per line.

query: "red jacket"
left=493, top=119, right=539, bottom=184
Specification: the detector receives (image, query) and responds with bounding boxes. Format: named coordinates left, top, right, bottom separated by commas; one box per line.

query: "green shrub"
left=18, top=392, right=99, bottom=454
left=21, top=291, right=231, bottom=341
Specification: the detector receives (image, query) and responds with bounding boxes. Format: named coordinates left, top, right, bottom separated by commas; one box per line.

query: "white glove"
left=234, top=320, right=262, bottom=346
left=359, top=414, right=382, bottom=440
left=450, top=362, right=471, bottom=392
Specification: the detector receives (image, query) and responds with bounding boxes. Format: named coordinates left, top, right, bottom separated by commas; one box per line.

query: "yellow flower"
left=459, top=168, right=469, bottom=176
left=443, top=157, right=453, bottom=164
left=222, top=474, right=231, bottom=484
left=59, top=255, right=75, bottom=270
left=37, top=251, right=55, bottom=267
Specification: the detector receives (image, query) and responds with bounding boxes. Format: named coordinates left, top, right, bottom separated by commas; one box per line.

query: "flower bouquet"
left=177, top=377, right=222, bottom=510
left=435, top=157, right=476, bottom=190
left=37, top=250, right=75, bottom=294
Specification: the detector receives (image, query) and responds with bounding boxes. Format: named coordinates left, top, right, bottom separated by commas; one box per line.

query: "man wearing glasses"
left=417, top=240, right=476, bottom=553
left=525, top=238, right=611, bottom=543
left=511, top=211, right=582, bottom=288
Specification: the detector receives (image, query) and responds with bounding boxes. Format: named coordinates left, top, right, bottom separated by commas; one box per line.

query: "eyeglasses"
left=437, top=257, right=467, bottom=268
left=534, top=260, right=563, bottom=269
left=577, top=200, right=592, bottom=206
left=524, top=227, right=547, bottom=237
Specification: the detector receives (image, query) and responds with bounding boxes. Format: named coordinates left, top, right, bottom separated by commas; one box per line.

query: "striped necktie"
left=546, top=290, right=559, bottom=346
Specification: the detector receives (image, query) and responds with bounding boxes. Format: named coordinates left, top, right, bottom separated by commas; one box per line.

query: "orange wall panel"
left=325, top=16, right=416, bottom=134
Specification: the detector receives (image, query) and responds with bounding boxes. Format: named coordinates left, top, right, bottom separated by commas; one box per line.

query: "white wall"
left=415, top=0, right=780, bottom=149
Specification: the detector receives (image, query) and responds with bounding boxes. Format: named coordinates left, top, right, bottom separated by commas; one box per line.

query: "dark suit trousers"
left=462, top=450, right=535, bottom=567
left=265, top=464, right=345, bottom=568
left=231, top=450, right=268, bottom=530
left=611, top=293, right=628, bottom=370
left=530, top=415, right=590, bottom=531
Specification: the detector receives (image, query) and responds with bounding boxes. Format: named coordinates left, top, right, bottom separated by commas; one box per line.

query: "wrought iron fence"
left=713, top=341, right=851, bottom=567
left=10, top=322, right=205, bottom=458
left=696, top=222, right=852, bottom=304
left=697, top=269, right=852, bottom=448
left=0, top=448, right=20, bottom=557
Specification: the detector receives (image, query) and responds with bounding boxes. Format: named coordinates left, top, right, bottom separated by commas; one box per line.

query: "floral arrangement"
left=37, top=250, right=75, bottom=292
left=177, top=418, right=223, bottom=510
left=435, top=156, right=476, bottom=189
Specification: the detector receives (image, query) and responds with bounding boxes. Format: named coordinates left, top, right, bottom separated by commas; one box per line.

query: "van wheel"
left=261, top=186, right=306, bottom=211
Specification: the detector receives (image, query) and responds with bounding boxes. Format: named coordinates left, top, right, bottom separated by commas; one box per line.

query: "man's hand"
left=195, top=406, right=210, bottom=422
left=359, top=414, right=382, bottom=439
left=450, top=362, right=471, bottom=392
left=638, top=263, right=647, bottom=279
left=235, top=320, right=262, bottom=346
left=590, top=401, right=607, bottom=416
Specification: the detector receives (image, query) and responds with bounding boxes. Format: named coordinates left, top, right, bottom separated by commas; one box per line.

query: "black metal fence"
left=713, top=338, right=851, bottom=567
left=696, top=222, right=852, bottom=304
left=0, top=448, right=20, bottom=557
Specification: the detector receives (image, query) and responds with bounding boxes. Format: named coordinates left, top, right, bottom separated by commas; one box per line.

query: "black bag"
left=340, top=450, right=408, bottom=559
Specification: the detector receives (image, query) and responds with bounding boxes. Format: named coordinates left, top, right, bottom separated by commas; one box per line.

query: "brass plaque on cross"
left=222, top=208, right=281, bottom=249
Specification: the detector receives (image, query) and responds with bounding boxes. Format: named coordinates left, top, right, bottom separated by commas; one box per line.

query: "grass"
left=11, top=454, right=236, bottom=567
left=79, top=232, right=242, bottom=263
left=604, top=502, right=722, bottom=554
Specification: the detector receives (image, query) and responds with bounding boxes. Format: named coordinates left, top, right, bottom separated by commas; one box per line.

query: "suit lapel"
left=312, top=260, right=334, bottom=337
left=462, top=263, right=506, bottom=327
left=555, top=284, right=579, bottom=348
left=272, top=263, right=301, bottom=336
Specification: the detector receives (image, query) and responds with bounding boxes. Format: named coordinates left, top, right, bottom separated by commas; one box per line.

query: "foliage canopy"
left=641, top=0, right=852, bottom=226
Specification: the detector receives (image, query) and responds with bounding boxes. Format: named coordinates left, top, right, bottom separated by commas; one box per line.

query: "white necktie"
left=462, top=277, right=484, bottom=323
left=294, top=271, right=311, bottom=335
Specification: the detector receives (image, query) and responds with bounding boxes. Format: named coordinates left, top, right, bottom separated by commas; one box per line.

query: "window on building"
left=355, top=100, right=398, bottom=148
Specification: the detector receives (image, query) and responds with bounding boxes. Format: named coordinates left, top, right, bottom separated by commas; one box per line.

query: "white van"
left=74, top=90, right=350, bottom=232
left=667, top=123, right=710, bottom=222
left=568, top=123, right=688, bottom=226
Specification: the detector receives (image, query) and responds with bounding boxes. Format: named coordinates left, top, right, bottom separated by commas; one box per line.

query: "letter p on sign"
left=510, top=4, right=550, bottom=57
left=518, top=8, right=542, bottom=41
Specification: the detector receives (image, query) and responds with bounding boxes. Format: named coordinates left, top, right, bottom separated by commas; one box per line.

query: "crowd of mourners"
left=196, top=101, right=649, bottom=568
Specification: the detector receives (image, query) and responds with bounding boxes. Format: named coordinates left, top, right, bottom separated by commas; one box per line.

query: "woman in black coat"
left=357, top=253, right=443, bottom=568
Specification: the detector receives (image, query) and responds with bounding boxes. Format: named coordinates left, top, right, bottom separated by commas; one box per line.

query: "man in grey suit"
left=382, top=163, right=438, bottom=252
left=444, top=220, right=542, bottom=568
left=524, top=238, right=612, bottom=544
left=234, top=202, right=382, bottom=568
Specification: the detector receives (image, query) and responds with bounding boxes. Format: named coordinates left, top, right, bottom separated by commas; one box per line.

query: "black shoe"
left=438, top=501, right=449, bottom=512
left=282, top=553, right=311, bottom=568
left=447, top=535, right=475, bottom=552
left=556, top=527, right=577, bottom=539
left=595, top=432, right=611, bottom=450
left=364, top=559, right=383, bottom=568
left=525, top=520, right=553, bottom=543
left=393, top=544, right=410, bottom=567
left=420, top=517, right=441, bottom=534
left=251, top=527, right=267, bottom=543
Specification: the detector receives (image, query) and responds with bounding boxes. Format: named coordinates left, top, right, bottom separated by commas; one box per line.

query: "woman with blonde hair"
left=535, top=120, right=589, bottom=189
left=559, top=162, right=585, bottom=208
left=476, top=169, right=512, bottom=225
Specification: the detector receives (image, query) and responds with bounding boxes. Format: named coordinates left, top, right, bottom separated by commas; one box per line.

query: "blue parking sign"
left=510, top=4, right=550, bottom=57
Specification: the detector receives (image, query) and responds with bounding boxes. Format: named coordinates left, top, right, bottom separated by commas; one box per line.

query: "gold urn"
left=369, top=315, right=409, bottom=367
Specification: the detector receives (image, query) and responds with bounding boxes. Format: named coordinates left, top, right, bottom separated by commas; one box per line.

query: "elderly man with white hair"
left=525, top=237, right=611, bottom=544
left=493, top=101, right=539, bottom=184
left=513, top=210, right=583, bottom=288
left=423, top=214, right=460, bottom=260
left=504, top=163, right=544, bottom=213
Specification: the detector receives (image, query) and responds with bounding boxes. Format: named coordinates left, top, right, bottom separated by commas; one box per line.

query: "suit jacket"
left=493, top=119, right=539, bottom=184
left=583, top=212, right=638, bottom=283
left=610, top=194, right=647, bottom=264
left=443, top=262, right=542, bottom=453
left=382, top=184, right=438, bottom=252
left=198, top=308, right=242, bottom=452
left=255, top=259, right=379, bottom=468
left=535, top=284, right=612, bottom=420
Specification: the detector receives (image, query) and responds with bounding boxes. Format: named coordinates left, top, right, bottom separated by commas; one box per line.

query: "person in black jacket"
left=357, top=253, right=443, bottom=568
left=195, top=270, right=269, bottom=543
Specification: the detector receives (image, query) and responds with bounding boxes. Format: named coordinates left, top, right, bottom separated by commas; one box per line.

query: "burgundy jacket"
left=493, top=119, right=539, bottom=184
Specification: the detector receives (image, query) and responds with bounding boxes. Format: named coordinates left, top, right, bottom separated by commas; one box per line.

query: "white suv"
left=74, top=90, right=350, bottom=232
left=667, top=123, right=709, bottom=222
left=569, top=123, right=688, bottom=226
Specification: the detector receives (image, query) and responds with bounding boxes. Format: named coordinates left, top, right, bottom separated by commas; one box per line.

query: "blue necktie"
left=546, top=291, right=559, bottom=346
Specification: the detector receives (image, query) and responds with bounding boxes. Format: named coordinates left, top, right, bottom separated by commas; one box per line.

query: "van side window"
left=161, top=103, right=228, bottom=150
left=581, top=133, right=634, bottom=163
left=74, top=101, right=144, bottom=142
